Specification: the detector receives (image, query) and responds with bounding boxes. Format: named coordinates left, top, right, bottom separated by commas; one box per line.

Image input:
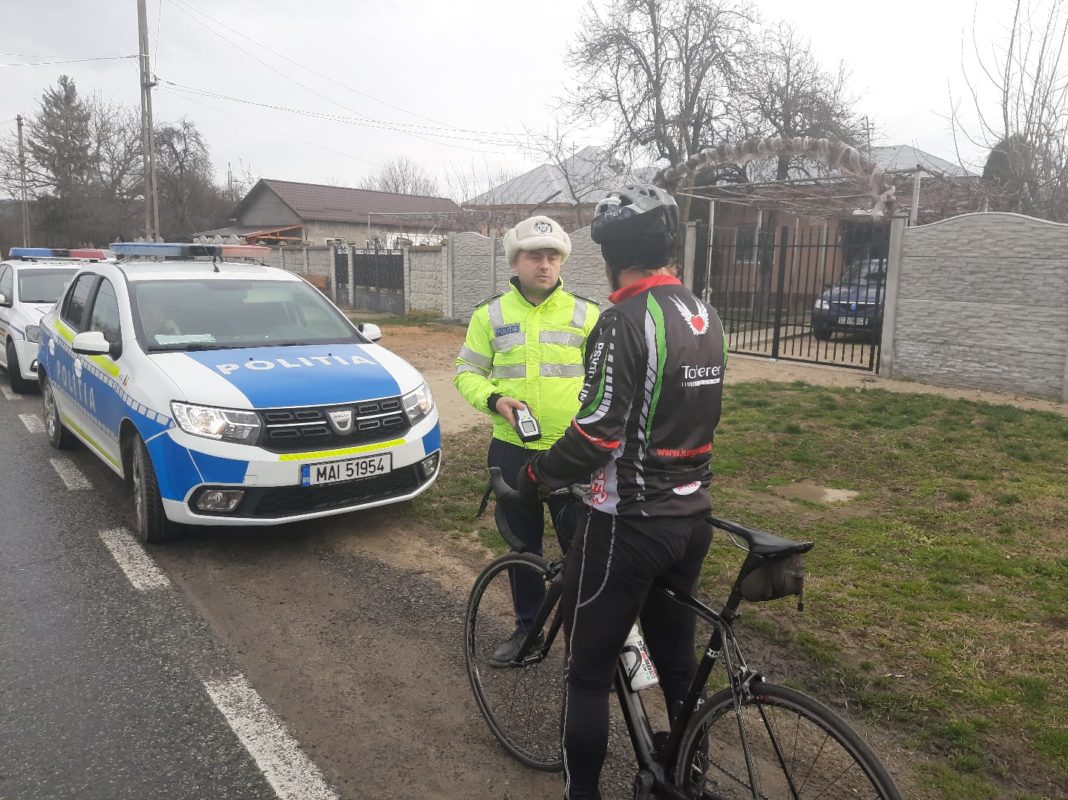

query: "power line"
left=158, top=80, right=517, bottom=153
left=0, top=55, right=138, bottom=67
left=161, top=2, right=506, bottom=155
left=166, top=0, right=524, bottom=141
left=157, top=85, right=376, bottom=166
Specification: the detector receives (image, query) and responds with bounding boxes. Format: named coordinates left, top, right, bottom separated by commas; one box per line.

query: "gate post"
left=770, top=226, right=789, bottom=359
left=346, top=244, right=354, bottom=308
left=879, top=213, right=909, bottom=377
left=489, top=231, right=498, bottom=294
left=444, top=233, right=455, bottom=319
left=682, top=221, right=698, bottom=291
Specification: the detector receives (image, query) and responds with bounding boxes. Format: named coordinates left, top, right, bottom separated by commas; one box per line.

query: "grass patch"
left=408, top=382, right=1068, bottom=799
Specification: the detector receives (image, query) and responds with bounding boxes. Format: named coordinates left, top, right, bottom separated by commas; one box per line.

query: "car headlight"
left=814, top=299, right=830, bottom=311
left=402, top=382, right=434, bottom=425
left=171, top=401, right=261, bottom=443
left=25, top=324, right=41, bottom=343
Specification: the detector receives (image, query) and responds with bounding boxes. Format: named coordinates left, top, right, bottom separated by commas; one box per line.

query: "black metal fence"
left=697, top=216, right=889, bottom=372
left=350, top=249, right=404, bottom=314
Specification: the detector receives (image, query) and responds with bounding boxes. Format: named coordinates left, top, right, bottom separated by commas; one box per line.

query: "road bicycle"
left=464, top=467, right=902, bottom=799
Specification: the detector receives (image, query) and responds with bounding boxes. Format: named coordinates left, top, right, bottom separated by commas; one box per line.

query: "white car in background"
left=0, top=248, right=112, bottom=393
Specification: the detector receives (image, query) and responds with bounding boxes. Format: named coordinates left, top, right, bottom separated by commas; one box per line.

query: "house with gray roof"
left=197, top=178, right=463, bottom=247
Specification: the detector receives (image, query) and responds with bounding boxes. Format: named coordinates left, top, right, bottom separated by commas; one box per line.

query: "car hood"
left=21, top=303, right=55, bottom=321
left=149, top=342, right=426, bottom=409
left=823, top=284, right=884, bottom=304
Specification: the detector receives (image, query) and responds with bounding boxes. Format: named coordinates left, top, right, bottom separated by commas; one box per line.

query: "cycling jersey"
left=530, top=274, right=727, bottom=516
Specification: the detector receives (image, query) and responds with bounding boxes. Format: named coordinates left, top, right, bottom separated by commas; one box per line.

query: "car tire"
left=813, top=326, right=832, bottom=341
left=6, top=340, right=35, bottom=394
left=130, top=435, right=177, bottom=544
left=41, top=375, right=76, bottom=449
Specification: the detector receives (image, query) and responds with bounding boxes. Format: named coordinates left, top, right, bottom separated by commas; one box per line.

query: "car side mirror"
left=358, top=322, right=383, bottom=342
left=0, top=293, right=8, bottom=307
left=72, top=331, right=111, bottom=356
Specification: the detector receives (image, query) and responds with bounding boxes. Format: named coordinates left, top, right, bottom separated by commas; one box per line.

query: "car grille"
left=257, top=397, right=410, bottom=452
left=240, top=465, right=423, bottom=518
left=832, top=302, right=876, bottom=316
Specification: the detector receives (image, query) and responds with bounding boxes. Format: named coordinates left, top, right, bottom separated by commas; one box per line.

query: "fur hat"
left=503, top=216, right=571, bottom=265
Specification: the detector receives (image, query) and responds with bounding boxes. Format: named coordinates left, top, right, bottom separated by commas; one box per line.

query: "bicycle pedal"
left=632, top=770, right=655, bottom=800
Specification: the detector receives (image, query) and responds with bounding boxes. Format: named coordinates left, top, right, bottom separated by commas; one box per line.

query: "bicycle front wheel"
left=464, top=551, right=566, bottom=772
left=675, top=681, right=902, bottom=800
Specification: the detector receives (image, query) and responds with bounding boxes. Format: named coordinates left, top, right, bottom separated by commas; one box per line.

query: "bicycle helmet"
left=590, top=184, right=679, bottom=245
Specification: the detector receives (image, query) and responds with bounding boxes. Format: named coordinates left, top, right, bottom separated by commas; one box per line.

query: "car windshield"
left=132, top=279, right=362, bottom=352
left=840, top=260, right=887, bottom=285
left=18, top=268, right=79, bottom=303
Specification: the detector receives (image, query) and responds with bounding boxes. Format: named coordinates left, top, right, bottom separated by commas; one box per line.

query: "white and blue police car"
left=0, top=248, right=112, bottom=393
left=37, top=242, right=441, bottom=542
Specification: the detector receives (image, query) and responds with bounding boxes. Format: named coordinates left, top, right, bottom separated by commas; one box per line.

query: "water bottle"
left=621, top=623, right=659, bottom=691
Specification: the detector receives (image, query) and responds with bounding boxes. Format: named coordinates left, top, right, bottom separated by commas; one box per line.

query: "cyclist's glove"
left=517, top=457, right=549, bottom=504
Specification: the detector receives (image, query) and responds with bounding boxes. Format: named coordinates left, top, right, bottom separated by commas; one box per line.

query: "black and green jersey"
left=533, top=274, right=726, bottom=518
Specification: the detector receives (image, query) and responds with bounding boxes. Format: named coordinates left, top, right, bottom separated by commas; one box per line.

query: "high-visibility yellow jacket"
left=454, top=279, right=600, bottom=449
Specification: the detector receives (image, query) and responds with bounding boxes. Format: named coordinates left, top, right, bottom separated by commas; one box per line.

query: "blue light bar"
left=110, top=242, right=270, bottom=259
left=9, top=247, right=54, bottom=258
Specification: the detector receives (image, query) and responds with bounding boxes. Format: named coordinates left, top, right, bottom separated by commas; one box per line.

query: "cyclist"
left=454, top=215, right=600, bottom=666
left=518, top=186, right=727, bottom=799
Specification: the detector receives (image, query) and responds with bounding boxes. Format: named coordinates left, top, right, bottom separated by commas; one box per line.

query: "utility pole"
left=137, top=0, right=160, bottom=240
left=16, top=115, right=29, bottom=246
left=862, top=116, right=874, bottom=156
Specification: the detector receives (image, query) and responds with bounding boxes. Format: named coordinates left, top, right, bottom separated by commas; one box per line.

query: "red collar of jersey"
left=609, top=273, right=682, bottom=304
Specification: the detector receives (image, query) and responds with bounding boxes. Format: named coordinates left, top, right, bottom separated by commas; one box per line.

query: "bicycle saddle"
left=708, top=516, right=814, bottom=557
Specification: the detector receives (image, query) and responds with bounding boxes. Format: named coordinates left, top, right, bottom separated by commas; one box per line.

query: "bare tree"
left=734, top=23, right=867, bottom=181
left=359, top=156, right=440, bottom=196
left=155, top=118, right=231, bottom=238
left=568, top=0, right=755, bottom=220
left=951, top=0, right=1068, bottom=220
left=522, top=126, right=633, bottom=226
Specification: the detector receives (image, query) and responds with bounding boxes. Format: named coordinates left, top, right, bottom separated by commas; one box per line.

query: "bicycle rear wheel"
left=464, top=551, right=566, bottom=772
left=675, top=681, right=901, bottom=799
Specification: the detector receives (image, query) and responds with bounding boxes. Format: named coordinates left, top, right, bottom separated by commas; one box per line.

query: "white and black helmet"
left=591, top=184, right=679, bottom=245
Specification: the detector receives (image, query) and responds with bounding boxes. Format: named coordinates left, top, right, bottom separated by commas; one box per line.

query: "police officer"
left=454, top=215, right=599, bottom=665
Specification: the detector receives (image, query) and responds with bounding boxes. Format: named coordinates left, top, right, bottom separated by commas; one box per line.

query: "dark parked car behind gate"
left=812, top=259, right=887, bottom=341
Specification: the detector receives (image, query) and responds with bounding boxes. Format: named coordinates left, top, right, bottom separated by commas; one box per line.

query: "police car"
left=37, top=242, right=441, bottom=542
left=0, top=248, right=112, bottom=393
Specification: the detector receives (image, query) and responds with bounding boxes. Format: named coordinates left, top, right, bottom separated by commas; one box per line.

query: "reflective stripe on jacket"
left=454, top=278, right=599, bottom=449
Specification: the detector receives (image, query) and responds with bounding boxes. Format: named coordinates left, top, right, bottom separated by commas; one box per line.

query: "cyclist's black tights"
left=559, top=508, right=712, bottom=800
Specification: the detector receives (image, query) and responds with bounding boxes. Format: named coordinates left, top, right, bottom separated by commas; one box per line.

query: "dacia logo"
left=327, top=408, right=354, bottom=435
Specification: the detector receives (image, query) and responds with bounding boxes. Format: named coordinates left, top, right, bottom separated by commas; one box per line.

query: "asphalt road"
left=0, top=384, right=576, bottom=800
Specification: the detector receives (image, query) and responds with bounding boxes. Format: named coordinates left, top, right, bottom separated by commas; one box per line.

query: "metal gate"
left=334, top=248, right=349, bottom=303
left=698, top=215, right=889, bottom=372
left=352, top=249, right=404, bottom=314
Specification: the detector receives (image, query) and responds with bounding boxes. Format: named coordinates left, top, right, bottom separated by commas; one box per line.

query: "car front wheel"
left=130, top=435, right=177, bottom=544
left=6, top=340, right=35, bottom=393
left=41, top=375, right=76, bottom=449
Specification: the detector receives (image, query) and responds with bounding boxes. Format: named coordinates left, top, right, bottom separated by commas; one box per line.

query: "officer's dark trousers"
left=487, top=437, right=578, bottom=631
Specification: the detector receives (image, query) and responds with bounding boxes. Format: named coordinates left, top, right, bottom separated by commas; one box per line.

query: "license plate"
left=301, top=453, right=392, bottom=486
left=837, top=316, right=865, bottom=326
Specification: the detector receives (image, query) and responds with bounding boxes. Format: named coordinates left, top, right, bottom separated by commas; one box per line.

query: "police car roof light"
left=110, top=242, right=270, bottom=259
left=8, top=247, right=110, bottom=261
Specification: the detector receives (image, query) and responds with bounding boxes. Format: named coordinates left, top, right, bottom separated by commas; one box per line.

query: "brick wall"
left=884, top=212, right=1068, bottom=401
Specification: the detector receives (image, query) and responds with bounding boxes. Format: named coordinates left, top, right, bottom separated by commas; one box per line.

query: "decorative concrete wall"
left=881, top=213, right=1068, bottom=402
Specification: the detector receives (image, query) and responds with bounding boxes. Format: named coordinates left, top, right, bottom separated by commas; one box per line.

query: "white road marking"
left=0, top=386, right=16, bottom=401
left=50, top=457, right=91, bottom=490
left=203, top=674, right=339, bottom=800
left=98, top=528, right=172, bottom=591
left=18, top=412, right=44, bottom=433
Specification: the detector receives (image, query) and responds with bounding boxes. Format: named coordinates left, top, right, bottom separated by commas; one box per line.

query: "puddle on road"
left=768, top=480, right=859, bottom=505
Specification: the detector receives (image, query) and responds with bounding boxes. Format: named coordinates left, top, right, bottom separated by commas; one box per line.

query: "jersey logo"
left=669, top=295, right=709, bottom=336
left=673, top=481, right=702, bottom=496
left=494, top=323, right=521, bottom=337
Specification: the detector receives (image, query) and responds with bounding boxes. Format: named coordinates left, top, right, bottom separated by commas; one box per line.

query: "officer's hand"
left=517, top=458, right=548, bottom=505
left=494, top=396, right=527, bottom=427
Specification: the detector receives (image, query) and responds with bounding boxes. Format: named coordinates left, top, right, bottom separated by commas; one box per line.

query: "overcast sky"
left=1, top=0, right=1007, bottom=198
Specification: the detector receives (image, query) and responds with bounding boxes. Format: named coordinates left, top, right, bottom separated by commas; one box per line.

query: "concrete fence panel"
left=882, top=212, right=1068, bottom=402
